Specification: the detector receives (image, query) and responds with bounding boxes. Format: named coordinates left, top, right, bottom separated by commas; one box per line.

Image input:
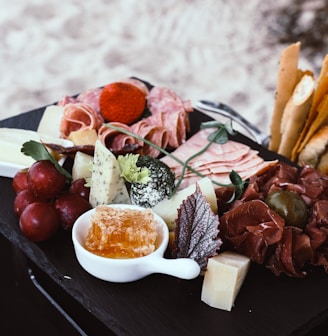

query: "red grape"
left=14, top=189, right=42, bottom=216
left=54, top=192, right=91, bottom=230
left=12, top=169, right=28, bottom=193
left=27, top=160, right=66, bottom=199
left=69, top=178, right=90, bottom=201
left=19, top=202, right=60, bottom=242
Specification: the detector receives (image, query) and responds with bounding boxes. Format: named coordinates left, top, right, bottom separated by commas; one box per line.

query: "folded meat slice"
left=131, top=119, right=169, bottom=157
left=147, top=86, right=192, bottom=148
left=60, top=103, right=104, bottom=138
left=220, top=200, right=285, bottom=264
left=98, top=122, right=138, bottom=152
left=76, top=88, right=102, bottom=112
left=267, top=227, right=313, bottom=278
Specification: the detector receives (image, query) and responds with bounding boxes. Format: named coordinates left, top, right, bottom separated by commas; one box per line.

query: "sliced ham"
left=60, top=103, right=104, bottom=138
left=161, top=128, right=274, bottom=189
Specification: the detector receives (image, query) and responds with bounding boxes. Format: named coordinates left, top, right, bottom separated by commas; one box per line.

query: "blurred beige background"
left=1, top=0, right=326, bottom=134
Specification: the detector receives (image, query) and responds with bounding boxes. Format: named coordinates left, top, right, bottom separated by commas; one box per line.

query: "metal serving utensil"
left=194, top=100, right=270, bottom=148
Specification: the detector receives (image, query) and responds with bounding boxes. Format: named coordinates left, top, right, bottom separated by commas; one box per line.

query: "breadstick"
left=269, top=42, right=301, bottom=152
left=278, top=74, right=314, bottom=159
left=292, top=54, right=328, bottom=160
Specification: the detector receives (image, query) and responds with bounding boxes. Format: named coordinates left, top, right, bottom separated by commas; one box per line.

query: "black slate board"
left=1, top=104, right=328, bottom=336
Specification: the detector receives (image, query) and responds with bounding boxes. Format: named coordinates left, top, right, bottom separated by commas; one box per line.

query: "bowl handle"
left=144, top=257, right=200, bottom=280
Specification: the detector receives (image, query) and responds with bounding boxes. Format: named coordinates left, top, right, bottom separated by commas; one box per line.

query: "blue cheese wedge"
left=89, top=140, right=131, bottom=207
left=201, top=251, right=250, bottom=311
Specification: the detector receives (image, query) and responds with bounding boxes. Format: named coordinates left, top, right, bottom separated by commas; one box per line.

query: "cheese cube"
left=72, top=151, right=93, bottom=181
left=201, top=251, right=250, bottom=311
left=89, top=140, right=131, bottom=207
left=68, top=129, right=98, bottom=146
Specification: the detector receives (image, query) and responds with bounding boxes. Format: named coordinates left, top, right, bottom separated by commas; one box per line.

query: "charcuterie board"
left=0, top=95, right=327, bottom=336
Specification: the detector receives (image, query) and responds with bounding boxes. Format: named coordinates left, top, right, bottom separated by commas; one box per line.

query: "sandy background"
left=1, top=0, right=326, bottom=135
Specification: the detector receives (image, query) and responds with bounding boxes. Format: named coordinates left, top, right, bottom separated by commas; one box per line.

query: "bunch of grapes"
left=13, top=160, right=91, bottom=242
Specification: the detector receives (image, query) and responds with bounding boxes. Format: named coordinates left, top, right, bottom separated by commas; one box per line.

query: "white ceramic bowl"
left=72, top=204, right=200, bottom=283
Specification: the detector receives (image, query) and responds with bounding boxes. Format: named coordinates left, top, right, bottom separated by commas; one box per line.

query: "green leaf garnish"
left=225, top=170, right=247, bottom=204
left=21, top=140, right=72, bottom=181
left=117, top=154, right=151, bottom=184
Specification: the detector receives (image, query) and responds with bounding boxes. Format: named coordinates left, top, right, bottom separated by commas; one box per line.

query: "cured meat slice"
left=98, top=122, right=138, bottom=152
left=220, top=200, right=285, bottom=264
left=57, top=87, right=102, bottom=112
left=76, top=88, right=102, bottom=112
left=131, top=120, right=169, bottom=158
left=161, top=128, right=273, bottom=189
left=147, top=86, right=192, bottom=148
left=161, top=128, right=251, bottom=169
left=60, top=103, right=104, bottom=138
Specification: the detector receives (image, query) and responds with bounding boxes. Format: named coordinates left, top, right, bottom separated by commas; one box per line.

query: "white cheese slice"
left=201, top=251, right=250, bottom=311
left=0, top=128, right=72, bottom=178
left=37, top=105, right=64, bottom=138
left=89, top=140, right=131, bottom=207
left=152, top=177, right=217, bottom=230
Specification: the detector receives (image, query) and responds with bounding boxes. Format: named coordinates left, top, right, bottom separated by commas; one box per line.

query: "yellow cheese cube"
left=68, top=129, right=98, bottom=146
left=201, top=251, right=250, bottom=311
left=72, top=151, right=93, bottom=181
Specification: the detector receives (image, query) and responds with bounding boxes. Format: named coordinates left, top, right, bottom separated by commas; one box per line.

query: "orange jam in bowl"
left=84, top=205, right=158, bottom=259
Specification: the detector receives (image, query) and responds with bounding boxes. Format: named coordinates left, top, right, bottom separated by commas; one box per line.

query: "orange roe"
left=99, top=82, right=146, bottom=124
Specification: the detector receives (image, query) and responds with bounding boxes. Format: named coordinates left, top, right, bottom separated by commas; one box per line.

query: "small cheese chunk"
left=201, top=251, right=250, bottom=311
left=68, top=129, right=98, bottom=146
left=89, top=140, right=130, bottom=207
left=72, top=151, right=93, bottom=181
left=37, top=105, right=64, bottom=138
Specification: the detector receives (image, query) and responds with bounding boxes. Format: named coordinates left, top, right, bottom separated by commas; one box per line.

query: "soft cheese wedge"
left=0, top=128, right=72, bottom=178
left=89, top=140, right=131, bottom=207
left=152, top=177, right=217, bottom=230
left=201, top=251, right=250, bottom=311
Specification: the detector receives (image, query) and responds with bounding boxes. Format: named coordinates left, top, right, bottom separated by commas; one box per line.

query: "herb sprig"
left=106, top=120, right=247, bottom=201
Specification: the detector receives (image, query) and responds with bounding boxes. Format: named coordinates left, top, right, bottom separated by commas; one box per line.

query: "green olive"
left=264, top=190, right=308, bottom=228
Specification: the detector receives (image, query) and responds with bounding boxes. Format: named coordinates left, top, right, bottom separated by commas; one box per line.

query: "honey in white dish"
left=85, top=206, right=157, bottom=258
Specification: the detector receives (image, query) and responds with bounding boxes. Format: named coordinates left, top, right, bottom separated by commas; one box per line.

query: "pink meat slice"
left=131, top=119, right=169, bottom=158
left=60, top=103, right=104, bottom=138
left=98, top=122, right=138, bottom=152
left=161, top=127, right=274, bottom=189
left=76, top=88, right=102, bottom=112
left=146, top=86, right=192, bottom=148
